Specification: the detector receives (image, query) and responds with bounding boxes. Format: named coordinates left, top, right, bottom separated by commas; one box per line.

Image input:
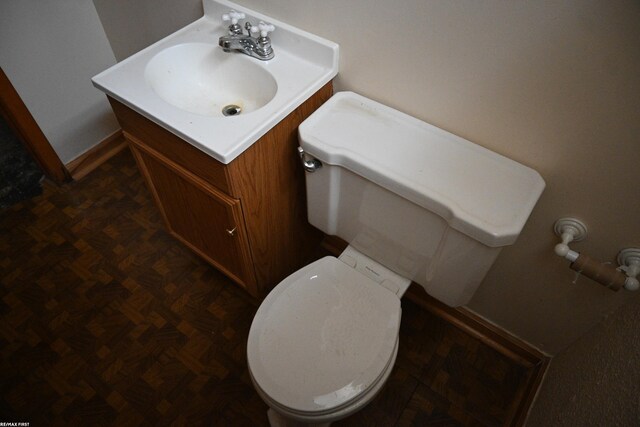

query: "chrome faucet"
left=218, top=10, right=275, bottom=61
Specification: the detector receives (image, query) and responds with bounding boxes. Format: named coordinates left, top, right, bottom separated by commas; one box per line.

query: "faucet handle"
left=252, top=21, right=275, bottom=38
left=222, top=10, right=245, bottom=25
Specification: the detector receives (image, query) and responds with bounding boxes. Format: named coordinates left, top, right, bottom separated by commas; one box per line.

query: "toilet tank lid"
left=298, top=91, right=545, bottom=247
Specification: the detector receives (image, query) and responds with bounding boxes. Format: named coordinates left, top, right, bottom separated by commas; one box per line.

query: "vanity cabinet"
left=108, top=82, right=332, bottom=297
left=131, top=145, right=256, bottom=289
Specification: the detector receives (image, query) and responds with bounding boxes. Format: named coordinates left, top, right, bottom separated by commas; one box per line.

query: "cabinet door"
left=131, top=145, right=257, bottom=293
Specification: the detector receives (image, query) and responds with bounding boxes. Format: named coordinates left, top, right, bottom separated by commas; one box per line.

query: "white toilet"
left=247, top=92, right=545, bottom=426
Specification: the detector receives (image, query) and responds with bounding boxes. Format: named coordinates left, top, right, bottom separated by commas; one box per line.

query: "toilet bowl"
left=247, top=91, right=545, bottom=426
left=247, top=254, right=403, bottom=425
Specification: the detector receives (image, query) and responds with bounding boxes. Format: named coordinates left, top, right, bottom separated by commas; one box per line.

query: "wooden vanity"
left=108, top=82, right=332, bottom=297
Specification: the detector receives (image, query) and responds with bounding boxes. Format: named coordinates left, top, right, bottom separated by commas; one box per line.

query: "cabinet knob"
left=226, top=227, right=237, bottom=236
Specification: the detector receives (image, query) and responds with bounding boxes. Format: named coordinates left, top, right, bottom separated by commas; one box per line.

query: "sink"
left=92, top=0, right=338, bottom=164
left=145, top=43, right=277, bottom=117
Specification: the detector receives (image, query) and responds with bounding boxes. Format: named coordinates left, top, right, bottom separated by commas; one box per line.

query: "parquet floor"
left=1, top=150, right=530, bottom=426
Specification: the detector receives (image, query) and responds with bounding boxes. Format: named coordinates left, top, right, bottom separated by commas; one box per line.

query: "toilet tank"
left=298, top=92, right=545, bottom=307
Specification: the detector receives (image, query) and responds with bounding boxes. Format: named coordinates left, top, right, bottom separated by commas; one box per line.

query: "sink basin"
left=145, top=43, right=277, bottom=117
left=92, top=0, right=338, bottom=164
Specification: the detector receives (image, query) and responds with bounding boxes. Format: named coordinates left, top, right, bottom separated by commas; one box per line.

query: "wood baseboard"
left=405, top=285, right=549, bottom=426
left=322, top=235, right=549, bottom=426
left=66, top=130, right=127, bottom=180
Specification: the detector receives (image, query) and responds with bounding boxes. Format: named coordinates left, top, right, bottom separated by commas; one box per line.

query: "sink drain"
left=222, top=104, right=242, bottom=116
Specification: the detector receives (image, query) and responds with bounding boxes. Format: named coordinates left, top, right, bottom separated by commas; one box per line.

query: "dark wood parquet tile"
left=1, top=149, right=534, bottom=426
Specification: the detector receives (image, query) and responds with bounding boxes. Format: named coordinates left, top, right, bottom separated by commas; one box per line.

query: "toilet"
left=247, top=92, right=545, bottom=426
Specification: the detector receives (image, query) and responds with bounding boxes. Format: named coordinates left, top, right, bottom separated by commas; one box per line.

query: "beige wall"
left=229, top=0, right=640, bottom=354
left=526, top=299, right=640, bottom=425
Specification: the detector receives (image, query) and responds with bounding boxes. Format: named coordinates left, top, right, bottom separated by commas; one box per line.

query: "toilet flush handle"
left=297, top=147, right=322, bottom=173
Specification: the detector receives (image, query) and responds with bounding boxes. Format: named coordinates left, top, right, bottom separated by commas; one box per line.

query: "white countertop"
left=92, top=0, right=339, bottom=164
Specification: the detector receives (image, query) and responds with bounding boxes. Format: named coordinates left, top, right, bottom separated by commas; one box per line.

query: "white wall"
left=0, top=0, right=120, bottom=164
left=93, top=0, right=203, bottom=61
left=230, top=0, right=640, bottom=354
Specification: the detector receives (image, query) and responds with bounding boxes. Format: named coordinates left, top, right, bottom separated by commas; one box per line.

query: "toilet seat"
left=247, top=256, right=401, bottom=416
